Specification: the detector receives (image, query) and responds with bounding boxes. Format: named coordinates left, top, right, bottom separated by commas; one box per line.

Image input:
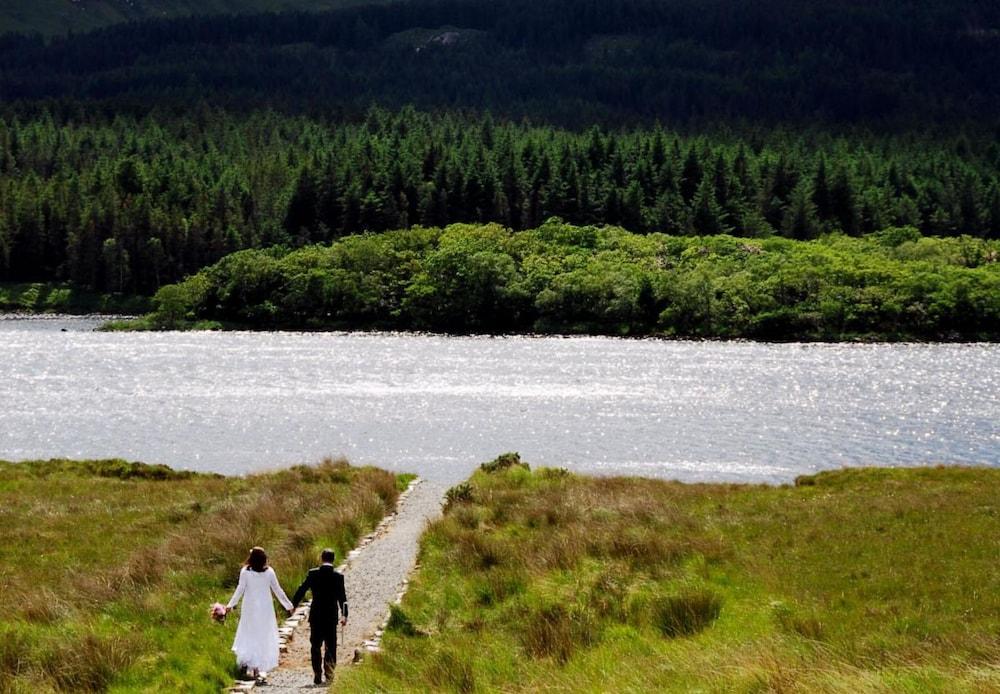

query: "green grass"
left=0, top=457, right=407, bottom=693
left=339, top=459, right=1000, bottom=693
left=0, top=283, right=150, bottom=316
left=396, top=473, right=419, bottom=491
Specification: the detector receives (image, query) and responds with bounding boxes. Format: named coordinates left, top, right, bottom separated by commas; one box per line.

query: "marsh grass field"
left=0, top=458, right=408, bottom=693
left=340, top=457, right=1000, bottom=693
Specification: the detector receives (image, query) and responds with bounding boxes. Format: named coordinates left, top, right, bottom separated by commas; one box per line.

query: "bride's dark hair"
left=244, top=546, right=268, bottom=572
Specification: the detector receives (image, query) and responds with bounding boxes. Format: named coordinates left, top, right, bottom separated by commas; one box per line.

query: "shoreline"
left=3, top=455, right=997, bottom=491
left=4, top=311, right=993, bottom=345
left=0, top=311, right=138, bottom=320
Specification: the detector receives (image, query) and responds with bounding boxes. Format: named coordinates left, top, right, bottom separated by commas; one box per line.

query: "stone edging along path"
left=228, top=476, right=446, bottom=692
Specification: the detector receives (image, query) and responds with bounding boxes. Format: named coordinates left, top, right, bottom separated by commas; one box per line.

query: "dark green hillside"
left=0, top=0, right=375, bottom=36
left=1, top=0, right=998, bottom=125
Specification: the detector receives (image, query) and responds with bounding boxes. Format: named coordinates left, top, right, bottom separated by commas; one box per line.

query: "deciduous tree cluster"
left=143, top=221, right=1000, bottom=340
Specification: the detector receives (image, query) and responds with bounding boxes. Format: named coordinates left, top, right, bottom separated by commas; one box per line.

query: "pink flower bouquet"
left=210, top=602, right=228, bottom=623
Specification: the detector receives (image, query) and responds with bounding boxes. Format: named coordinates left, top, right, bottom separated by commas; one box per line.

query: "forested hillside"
left=2, top=110, right=998, bottom=293
left=2, top=1, right=999, bottom=335
left=1, top=0, right=998, bottom=125
left=0, top=0, right=371, bottom=36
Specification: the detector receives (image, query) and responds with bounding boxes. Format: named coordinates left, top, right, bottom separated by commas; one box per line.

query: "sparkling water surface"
left=1, top=315, right=997, bottom=483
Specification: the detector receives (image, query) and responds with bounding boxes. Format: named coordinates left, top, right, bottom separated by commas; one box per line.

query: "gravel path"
left=260, top=478, right=446, bottom=691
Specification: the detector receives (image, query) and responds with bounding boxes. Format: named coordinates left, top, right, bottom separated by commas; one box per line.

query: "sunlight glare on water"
left=1, top=316, right=998, bottom=483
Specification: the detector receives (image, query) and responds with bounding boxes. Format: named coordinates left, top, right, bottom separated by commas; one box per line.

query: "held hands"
left=340, top=618, right=347, bottom=626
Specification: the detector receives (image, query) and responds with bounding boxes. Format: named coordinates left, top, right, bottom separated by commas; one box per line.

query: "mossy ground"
left=0, top=457, right=405, bottom=693
left=340, top=461, right=1000, bottom=693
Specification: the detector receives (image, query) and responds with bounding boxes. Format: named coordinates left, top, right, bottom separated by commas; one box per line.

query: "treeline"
left=1, top=0, right=998, bottom=125
left=0, top=0, right=361, bottom=36
left=135, top=222, right=1000, bottom=340
left=2, top=109, right=1000, bottom=294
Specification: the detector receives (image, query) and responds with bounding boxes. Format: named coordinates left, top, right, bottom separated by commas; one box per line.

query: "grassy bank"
left=0, top=457, right=410, bottom=693
left=340, top=456, right=1000, bottom=692
left=0, top=283, right=150, bottom=316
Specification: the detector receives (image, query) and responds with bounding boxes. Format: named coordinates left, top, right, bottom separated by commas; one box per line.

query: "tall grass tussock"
left=339, top=457, right=1000, bottom=693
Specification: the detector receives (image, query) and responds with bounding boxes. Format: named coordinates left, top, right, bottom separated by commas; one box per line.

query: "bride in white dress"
left=225, top=547, right=294, bottom=679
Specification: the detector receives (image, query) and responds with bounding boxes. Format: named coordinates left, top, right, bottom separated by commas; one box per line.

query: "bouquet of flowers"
left=210, top=603, right=228, bottom=623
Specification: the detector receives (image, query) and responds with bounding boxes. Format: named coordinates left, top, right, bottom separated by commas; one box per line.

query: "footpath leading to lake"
left=264, top=478, right=447, bottom=691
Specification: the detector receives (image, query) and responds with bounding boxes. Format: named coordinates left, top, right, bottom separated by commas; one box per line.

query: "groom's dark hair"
left=321, top=548, right=336, bottom=563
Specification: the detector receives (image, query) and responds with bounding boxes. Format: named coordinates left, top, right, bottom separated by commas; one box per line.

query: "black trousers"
left=310, top=620, right=337, bottom=677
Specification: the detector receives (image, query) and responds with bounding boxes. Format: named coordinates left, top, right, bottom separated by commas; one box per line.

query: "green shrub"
left=15, top=458, right=202, bottom=481
left=444, top=482, right=474, bottom=509
left=480, top=452, right=529, bottom=473
left=130, top=224, right=1000, bottom=340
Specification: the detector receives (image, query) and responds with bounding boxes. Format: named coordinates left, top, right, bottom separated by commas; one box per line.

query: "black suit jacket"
left=292, top=565, right=348, bottom=625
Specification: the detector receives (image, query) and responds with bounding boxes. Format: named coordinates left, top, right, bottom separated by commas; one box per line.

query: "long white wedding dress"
left=226, top=566, right=294, bottom=672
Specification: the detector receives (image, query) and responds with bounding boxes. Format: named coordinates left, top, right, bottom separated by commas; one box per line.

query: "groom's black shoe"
left=313, top=673, right=323, bottom=685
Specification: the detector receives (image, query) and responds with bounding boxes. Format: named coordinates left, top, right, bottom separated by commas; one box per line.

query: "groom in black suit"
left=292, top=548, right=349, bottom=685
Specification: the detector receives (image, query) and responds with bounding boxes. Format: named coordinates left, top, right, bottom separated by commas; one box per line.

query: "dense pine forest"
left=2, top=110, right=999, bottom=294
left=1, top=0, right=999, bottom=336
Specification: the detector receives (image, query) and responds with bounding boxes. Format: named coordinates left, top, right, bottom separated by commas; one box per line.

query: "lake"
left=1, top=315, right=997, bottom=483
